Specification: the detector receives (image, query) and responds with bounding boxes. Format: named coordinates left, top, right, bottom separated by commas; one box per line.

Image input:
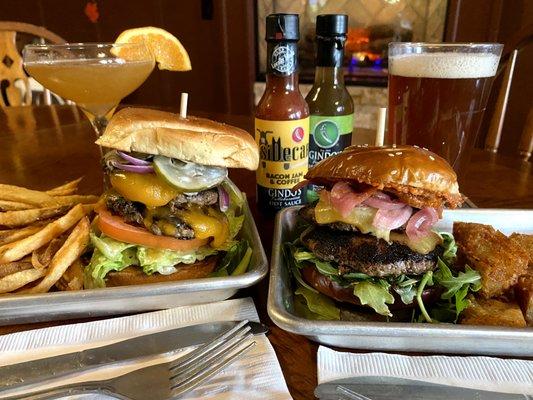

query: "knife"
left=0, top=320, right=267, bottom=393
left=314, top=376, right=532, bottom=400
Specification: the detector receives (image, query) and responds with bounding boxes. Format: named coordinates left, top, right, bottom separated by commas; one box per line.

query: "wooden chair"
left=0, top=21, right=66, bottom=107
left=484, top=29, right=533, bottom=161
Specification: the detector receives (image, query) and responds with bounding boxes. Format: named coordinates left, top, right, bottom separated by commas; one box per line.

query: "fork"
left=4, top=320, right=256, bottom=400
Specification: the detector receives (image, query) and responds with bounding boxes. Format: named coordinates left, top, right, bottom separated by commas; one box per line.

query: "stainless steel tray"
left=268, top=206, right=533, bottom=356
left=0, top=200, right=267, bottom=325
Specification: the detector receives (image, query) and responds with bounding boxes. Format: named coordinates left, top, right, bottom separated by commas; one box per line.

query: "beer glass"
left=387, top=43, right=502, bottom=173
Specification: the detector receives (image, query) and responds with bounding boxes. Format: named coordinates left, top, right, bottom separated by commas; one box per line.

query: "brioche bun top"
left=96, top=107, right=259, bottom=170
left=305, top=145, right=463, bottom=208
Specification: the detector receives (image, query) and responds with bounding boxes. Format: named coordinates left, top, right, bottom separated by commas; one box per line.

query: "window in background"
left=256, top=0, right=448, bottom=86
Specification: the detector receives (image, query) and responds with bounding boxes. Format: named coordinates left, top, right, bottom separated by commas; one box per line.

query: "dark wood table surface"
left=0, top=105, right=531, bottom=399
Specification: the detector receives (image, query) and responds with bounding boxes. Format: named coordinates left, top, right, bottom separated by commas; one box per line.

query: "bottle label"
left=309, top=114, right=353, bottom=167
left=268, top=42, right=298, bottom=76
left=255, top=117, right=310, bottom=211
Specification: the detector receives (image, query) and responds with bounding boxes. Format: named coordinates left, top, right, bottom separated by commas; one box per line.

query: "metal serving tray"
left=268, top=206, right=533, bottom=356
left=0, top=200, right=267, bottom=325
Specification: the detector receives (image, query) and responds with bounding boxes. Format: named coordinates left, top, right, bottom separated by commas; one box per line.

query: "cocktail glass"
left=23, top=43, right=155, bottom=137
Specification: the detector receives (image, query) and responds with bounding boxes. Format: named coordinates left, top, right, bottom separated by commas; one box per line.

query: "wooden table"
left=0, top=105, right=531, bottom=400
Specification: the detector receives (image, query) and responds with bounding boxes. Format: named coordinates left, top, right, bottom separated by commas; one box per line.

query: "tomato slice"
left=96, top=208, right=208, bottom=251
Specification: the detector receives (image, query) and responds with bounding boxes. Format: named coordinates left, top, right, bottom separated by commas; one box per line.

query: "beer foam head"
left=389, top=52, right=499, bottom=79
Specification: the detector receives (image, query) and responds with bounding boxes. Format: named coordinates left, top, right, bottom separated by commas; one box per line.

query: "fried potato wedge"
left=0, top=204, right=86, bottom=264
left=515, top=275, right=533, bottom=326
left=461, top=297, right=527, bottom=328
left=453, top=222, right=529, bottom=298
left=510, top=233, right=533, bottom=267
left=23, top=217, right=90, bottom=294
left=46, top=178, right=83, bottom=197
left=0, top=268, right=44, bottom=294
left=0, top=184, right=59, bottom=207
left=0, top=225, right=44, bottom=245
left=0, top=206, right=70, bottom=228
left=0, top=200, right=33, bottom=211
left=56, top=259, right=84, bottom=291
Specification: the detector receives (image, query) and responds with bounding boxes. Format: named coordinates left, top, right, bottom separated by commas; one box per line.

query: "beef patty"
left=300, top=226, right=441, bottom=277
left=105, top=193, right=195, bottom=239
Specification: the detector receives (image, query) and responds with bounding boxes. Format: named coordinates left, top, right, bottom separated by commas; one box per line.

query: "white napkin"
left=317, top=346, right=533, bottom=395
left=0, top=298, right=292, bottom=400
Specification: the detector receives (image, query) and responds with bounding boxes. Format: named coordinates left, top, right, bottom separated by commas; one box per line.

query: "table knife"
left=314, top=376, right=532, bottom=400
left=0, top=320, right=267, bottom=393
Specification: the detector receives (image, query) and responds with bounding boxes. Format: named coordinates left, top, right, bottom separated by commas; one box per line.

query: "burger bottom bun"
left=301, top=265, right=442, bottom=311
left=105, top=256, right=218, bottom=287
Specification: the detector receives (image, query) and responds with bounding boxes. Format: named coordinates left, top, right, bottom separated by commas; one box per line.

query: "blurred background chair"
left=484, top=28, right=533, bottom=161
left=0, top=21, right=66, bottom=107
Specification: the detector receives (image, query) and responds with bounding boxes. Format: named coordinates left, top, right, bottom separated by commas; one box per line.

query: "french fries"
left=46, top=178, right=83, bottom=197
left=0, top=225, right=44, bottom=245
left=0, top=206, right=70, bottom=228
left=0, top=178, right=96, bottom=295
left=0, top=204, right=86, bottom=264
left=23, top=217, right=90, bottom=294
left=0, top=269, right=44, bottom=294
left=0, top=184, right=59, bottom=207
left=0, top=200, right=33, bottom=211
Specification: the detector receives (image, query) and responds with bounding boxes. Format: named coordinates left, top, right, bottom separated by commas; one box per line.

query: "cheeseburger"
left=87, top=107, right=258, bottom=287
left=288, top=145, right=477, bottom=320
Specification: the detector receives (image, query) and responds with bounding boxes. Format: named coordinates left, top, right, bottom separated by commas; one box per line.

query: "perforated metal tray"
left=0, top=200, right=267, bottom=325
left=268, top=206, right=533, bottom=356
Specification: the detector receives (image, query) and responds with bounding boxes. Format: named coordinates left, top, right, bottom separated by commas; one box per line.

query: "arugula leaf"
left=295, top=284, right=340, bottom=320
left=353, top=281, right=395, bottom=316
left=284, top=242, right=318, bottom=293
left=439, top=232, right=458, bottom=265
left=416, top=271, right=434, bottom=323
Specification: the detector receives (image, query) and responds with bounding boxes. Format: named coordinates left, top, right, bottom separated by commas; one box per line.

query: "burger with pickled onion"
left=287, top=145, right=482, bottom=322
left=86, top=107, right=259, bottom=287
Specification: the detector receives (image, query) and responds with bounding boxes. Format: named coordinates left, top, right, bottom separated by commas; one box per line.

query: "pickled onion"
left=373, top=205, right=412, bottom=230
left=406, top=207, right=439, bottom=240
left=364, top=191, right=405, bottom=210
left=330, top=182, right=375, bottom=217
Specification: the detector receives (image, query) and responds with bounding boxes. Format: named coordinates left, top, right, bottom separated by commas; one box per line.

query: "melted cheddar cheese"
left=109, top=171, right=181, bottom=207
left=177, top=206, right=229, bottom=248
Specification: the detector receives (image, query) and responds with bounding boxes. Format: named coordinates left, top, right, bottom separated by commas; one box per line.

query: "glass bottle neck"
left=313, top=66, right=345, bottom=86
left=265, top=73, right=300, bottom=91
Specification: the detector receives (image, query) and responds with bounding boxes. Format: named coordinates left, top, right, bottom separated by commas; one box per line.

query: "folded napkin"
left=0, top=298, right=291, bottom=400
left=317, top=346, right=533, bottom=395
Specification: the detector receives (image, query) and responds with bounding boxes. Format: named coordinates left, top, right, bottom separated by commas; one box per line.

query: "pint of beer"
left=387, top=43, right=502, bottom=173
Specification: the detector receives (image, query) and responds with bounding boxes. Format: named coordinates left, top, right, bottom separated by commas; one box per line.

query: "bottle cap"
left=265, top=14, right=299, bottom=41
left=316, top=14, right=348, bottom=37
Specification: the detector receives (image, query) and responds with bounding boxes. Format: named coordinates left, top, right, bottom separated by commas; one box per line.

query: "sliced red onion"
left=406, top=207, right=439, bottom=240
left=218, top=185, right=230, bottom=212
left=117, top=151, right=152, bottom=166
left=373, top=205, right=413, bottom=230
left=330, top=182, right=375, bottom=217
left=364, top=191, right=405, bottom=210
left=111, top=161, right=154, bottom=174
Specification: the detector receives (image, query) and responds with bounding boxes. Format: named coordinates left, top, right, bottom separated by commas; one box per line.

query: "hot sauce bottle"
left=306, top=15, right=354, bottom=182
left=255, top=14, right=310, bottom=214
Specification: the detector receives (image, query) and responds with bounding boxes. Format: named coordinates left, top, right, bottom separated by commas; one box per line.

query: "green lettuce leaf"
left=295, top=284, right=340, bottom=320
left=212, top=240, right=251, bottom=277
left=90, top=232, right=134, bottom=260
left=353, top=281, right=395, bottom=316
left=85, top=246, right=138, bottom=288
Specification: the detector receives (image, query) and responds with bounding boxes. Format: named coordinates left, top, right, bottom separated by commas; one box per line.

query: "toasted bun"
left=96, top=107, right=259, bottom=170
left=305, top=145, right=463, bottom=208
left=105, top=256, right=218, bottom=287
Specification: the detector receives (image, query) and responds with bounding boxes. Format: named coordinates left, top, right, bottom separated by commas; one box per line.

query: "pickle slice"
left=153, top=156, right=227, bottom=192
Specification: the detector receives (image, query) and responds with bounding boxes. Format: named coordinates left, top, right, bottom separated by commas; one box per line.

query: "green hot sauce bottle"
left=306, top=14, right=354, bottom=197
